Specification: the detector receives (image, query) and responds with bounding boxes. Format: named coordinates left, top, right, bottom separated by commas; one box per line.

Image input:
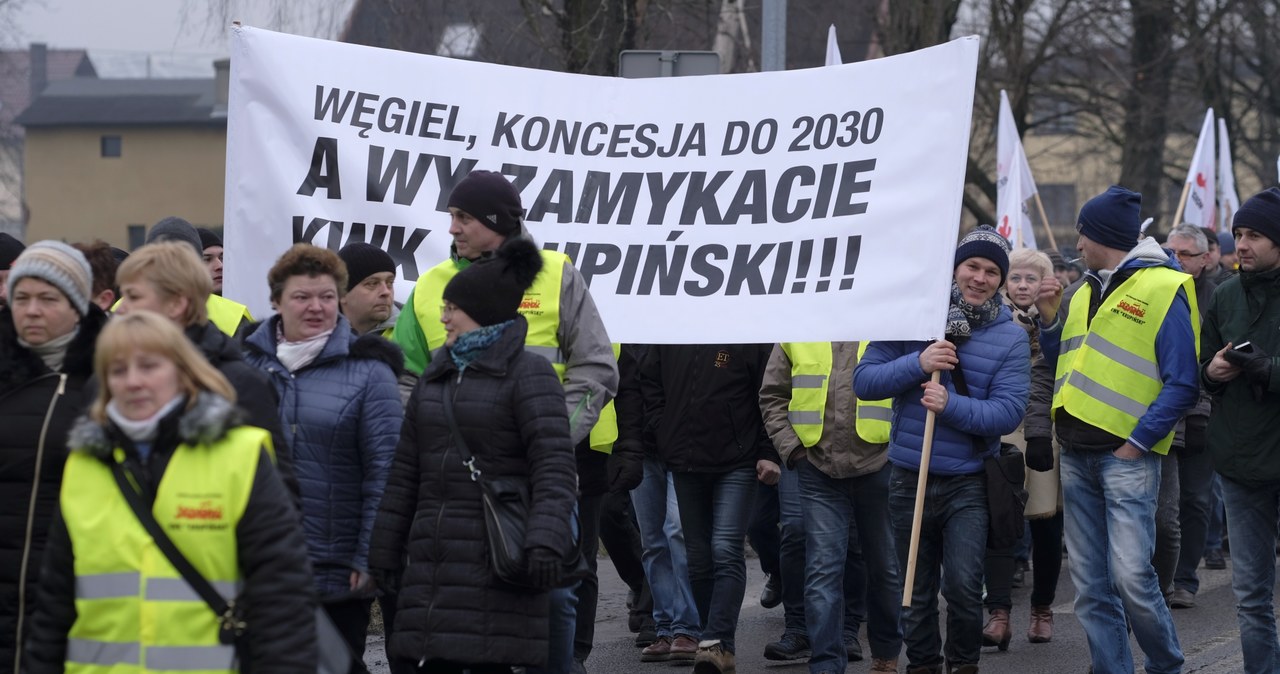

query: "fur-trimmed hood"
left=67, top=392, right=247, bottom=459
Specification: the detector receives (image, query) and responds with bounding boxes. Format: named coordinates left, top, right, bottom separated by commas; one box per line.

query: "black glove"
left=371, top=568, right=400, bottom=596
left=1223, top=346, right=1272, bottom=401
left=526, top=546, right=563, bottom=590
left=1025, top=437, right=1054, bottom=473
left=607, top=447, right=644, bottom=494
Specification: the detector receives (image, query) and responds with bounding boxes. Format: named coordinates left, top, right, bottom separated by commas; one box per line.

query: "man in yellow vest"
left=393, top=170, right=618, bottom=674
left=146, top=218, right=253, bottom=340
left=759, top=341, right=900, bottom=674
left=1040, top=186, right=1199, bottom=674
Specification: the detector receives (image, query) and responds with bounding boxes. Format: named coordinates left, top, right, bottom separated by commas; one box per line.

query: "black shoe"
left=844, top=634, right=863, bottom=662
left=635, top=627, right=658, bottom=648
left=764, top=633, right=811, bottom=661
left=760, top=574, right=782, bottom=609
left=1011, top=560, right=1029, bottom=588
left=1205, top=548, right=1227, bottom=570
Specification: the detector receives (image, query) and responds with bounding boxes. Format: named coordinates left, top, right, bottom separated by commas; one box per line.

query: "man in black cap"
left=146, top=217, right=253, bottom=338
left=197, top=227, right=225, bottom=296
left=1039, top=185, right=1197, bottom=674
left=338, top=243, right=398, bottom=337
left=1200, top=187, right=1280, bottom=674
left=0, top=232, right=24, bottom=309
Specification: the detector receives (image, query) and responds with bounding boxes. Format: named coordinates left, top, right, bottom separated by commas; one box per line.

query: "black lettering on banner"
left=297, top=137, right=342, bottom=199
left=314, top=86, right=355, bottom=122
left=833, top=159, right=876, bottom=216
left=725, top=243, right=774, bottom=295
left=680, top=171, right=732, bottom=225
left=685, top=244, right=728, bottom=296
left=492, top=112, right=522, bottom=147
left=366, top=146, right=431, bottom=205
left=638, top=244, right=687, bottom=295
left=723, top=170, right=769, bottom=224
left=352, top=92, right=377, bottom=138
left=579, top=244, right=622, bottom=285
left=576, top=172, right=642, bottom=224
left=500, top=163, right=539, bottom=200
left=293, top=216, right=430, bottom=281
left=616, top=244, right=644, bottom=294
left=647, top=173, right=688, bottom=225
left=527, top=169, right=575, bottom=223
left=768, top=241, right=792, bottom=294
left=773, top=166, right=814, bottom=223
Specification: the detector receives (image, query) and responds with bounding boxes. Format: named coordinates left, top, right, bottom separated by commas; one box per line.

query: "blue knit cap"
left=1233, top=187, right=1280, bottom=248
left=1077, top=186, right=1142, bottom=252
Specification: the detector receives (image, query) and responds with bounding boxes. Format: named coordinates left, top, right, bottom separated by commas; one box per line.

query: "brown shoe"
left=693, top=640, right=735, bottom=673
left=667, top=634, right=698, bottom=662
left=1028, top=605, right=1054, bottom=643
left=871, top=656, right=899, bottom=672
left=641, top=636, right=672, bottom=662
left=981, top=608, right=1011, bottom=651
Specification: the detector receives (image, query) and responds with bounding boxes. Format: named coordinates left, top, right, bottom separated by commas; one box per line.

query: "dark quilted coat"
left=369, top=317, right=578, bottom=668
left=243, top=313, right=403, bottom=597
left=0, top=305, right=106, bottom=672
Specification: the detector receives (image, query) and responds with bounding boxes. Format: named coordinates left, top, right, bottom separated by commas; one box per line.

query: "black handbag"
left=442, top=378, right=585, bottom=590
left=109, top=461, right=353, bottom=674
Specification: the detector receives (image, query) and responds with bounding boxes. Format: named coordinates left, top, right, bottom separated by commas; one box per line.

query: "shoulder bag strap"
left=442, top=379, right=482, bottom=480
left=108, top=461, right=245, bottom=635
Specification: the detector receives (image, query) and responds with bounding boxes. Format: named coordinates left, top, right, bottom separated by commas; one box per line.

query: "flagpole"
left=1172, top=182, right=1191, bottom=229
left=902, top=369, right=942, bottom=608
left=1032, top=193, right=1058, bottom=250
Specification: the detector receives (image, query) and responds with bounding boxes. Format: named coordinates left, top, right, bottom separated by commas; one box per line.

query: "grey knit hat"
left=147, top=216, right=203, bottom=257
left=6, top=240, right=93, bottom=316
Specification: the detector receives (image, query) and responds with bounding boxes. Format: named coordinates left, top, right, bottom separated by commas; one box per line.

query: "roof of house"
left=0, top=48, right=96, bottom=132
left=15, top=77, right=224, bottom=128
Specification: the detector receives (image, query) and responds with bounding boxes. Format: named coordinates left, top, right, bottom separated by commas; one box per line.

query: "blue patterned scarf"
left=946, top=281, right=1003, bottom=338
left=449, top=320, right=515, bottom=372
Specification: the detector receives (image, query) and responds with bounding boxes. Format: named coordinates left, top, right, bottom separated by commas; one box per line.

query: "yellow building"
left=16, top=62, right=228, bottom=249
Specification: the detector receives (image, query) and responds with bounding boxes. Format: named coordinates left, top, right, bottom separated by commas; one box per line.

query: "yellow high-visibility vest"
left=206, top=296, right=252, bottom=337
left=60, top=426, right=268, bottom=674
left=780, top=341, right=892, bottom=447
left=413, top=251, right=618, bottom=452
left=1052, top=266, right=1199, bottom=455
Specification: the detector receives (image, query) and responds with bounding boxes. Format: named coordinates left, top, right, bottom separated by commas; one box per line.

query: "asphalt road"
left=365, top=551, right=1266, bottom=673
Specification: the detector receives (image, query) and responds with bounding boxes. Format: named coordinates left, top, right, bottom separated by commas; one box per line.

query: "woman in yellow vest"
left=23, top=311, right=317, bottom=673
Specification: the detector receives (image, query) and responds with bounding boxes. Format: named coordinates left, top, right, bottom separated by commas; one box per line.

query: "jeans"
left=528, top=507, right=581, bottom=674
left=631, top=455, right=700, bottom=639
left=747, top=465, right=807, bottom=636
left=1153, top=452, right=1181, bottom=595
left=1206, top=475, right=1226, bottom=550
left=1220, top=476, right=1280, bottom=674
left=1173, top=447, right=1216, bottom=594
left=673, top=467, right=758, bottom=653
left=889, top=466, right=986, bottom=670
left=1061, top=448, right=1183, bottom=674
left=801, top=461, right=901, bottom=672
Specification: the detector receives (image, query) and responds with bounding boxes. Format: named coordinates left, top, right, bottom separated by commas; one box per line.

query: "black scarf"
left=946, top=281, right=1003, bottom=339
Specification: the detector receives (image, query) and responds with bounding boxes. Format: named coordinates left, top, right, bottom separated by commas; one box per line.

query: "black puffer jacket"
left=0, top=305, right=105, bottom=672
left=23, top=393, right=317, bottom=672
left=369, top=317, right=577, bottom=668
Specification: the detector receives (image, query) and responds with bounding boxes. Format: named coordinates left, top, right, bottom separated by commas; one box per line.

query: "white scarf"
left=18, top=327, right=78, bottom=372
left=106, top=396, right=185, bottom=443
left=276, top=327, right=334, bottom=373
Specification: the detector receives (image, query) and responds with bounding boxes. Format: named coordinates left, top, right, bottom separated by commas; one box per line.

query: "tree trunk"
left=1118, top=0, right=1176, bottom=223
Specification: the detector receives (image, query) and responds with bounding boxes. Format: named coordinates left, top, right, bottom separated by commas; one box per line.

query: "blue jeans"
left=673, top=467, right=757, bottom=653
left=748, top=465, right=808, bottom=636
left=631, top=455, right=699, bottom=639
left=1220, top=476, right=1280, bottom=674
left=1206, top=474, right=1225, bottom=551
left=1061, top=448, right=1183, bottom=674
left=889, top=466, right=986, bottom=670
left=528, top=508, right=580, bottom=674
left=801, top=461, right=901, bottom=672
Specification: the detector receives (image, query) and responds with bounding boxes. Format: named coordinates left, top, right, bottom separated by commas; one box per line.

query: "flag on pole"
left=1218, top=118, right=1239, bottom=229
left=996, top=90, right=1038, bottom=249
left=825, top=24, right=842, bottom=66
left=1182, top=109, right=1217, bottom=230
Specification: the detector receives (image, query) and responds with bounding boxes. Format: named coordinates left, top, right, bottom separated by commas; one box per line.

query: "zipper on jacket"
left=14, top=373, right=67, bottom=674
left=422, top=370, right=463, bottom=666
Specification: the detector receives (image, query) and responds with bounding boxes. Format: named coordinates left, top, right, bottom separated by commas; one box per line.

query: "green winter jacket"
left=1200, top=266, right=1280, bottom=486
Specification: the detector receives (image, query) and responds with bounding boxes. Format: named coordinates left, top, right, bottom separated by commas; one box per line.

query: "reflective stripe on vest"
left=1051, top=266, right=1199, bottom=455
left=61, top=426, right=267, bottom=674
left=412, top=250, right=618, bottom=452
left=207, top=295, right=252, bottom=337
left=780, top=342, right=891, bottom=447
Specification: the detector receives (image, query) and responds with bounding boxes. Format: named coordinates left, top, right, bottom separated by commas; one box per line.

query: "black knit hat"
left=447, top=170, right=524, bottom=237
left=1233, top=187, right=1280, bottom=248
left=443, top=237, right=543, bottom=327
left=0, top=232, right=24, bottom=270
left=1077, top=186, right=1142, bottom=252
left=338, top=243, right=396, bottom=291
left=197, top=227, right=222, bottom=250
left=955, top=224, right=1012, bottom=286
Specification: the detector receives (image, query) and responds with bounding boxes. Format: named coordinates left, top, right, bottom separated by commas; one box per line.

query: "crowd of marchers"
left=2, top=173, right=1280, bottom=674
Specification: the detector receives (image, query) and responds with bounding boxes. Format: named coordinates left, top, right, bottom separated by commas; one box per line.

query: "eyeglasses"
left=440, top=303, right=459, bottom=318
left=1173, top=250, right=1206, bottom=261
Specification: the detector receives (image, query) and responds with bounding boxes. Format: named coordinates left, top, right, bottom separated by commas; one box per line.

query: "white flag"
left=996, top=90, right=1038, bottom=248
left=1218, top=118, right=1240, bottom=228
left=1182, top=109, right=1216, bottom=230
left=825, top=24, right=842, bottom=66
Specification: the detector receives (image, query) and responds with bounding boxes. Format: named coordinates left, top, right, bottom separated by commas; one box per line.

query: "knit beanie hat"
left=1233, top=187, right=1280, bottom=248
left=0, top=232, right=24, bottom=270
left=147, top=217, right=203, bottom=257
left=954, top=224, right=1011, bottom=286
left=1217, top=229, right=1236, bottom=254
left=1077, top=186, right=1142, bottom=252
left=197, top=227, right=222, bottom=250
left=443, top=237, right=543, bottom=327
left=447, top=170, right=524, bottom=237
left=338, top=243, right=396, bottom=292
left=6, top=240, right=93, bottom=316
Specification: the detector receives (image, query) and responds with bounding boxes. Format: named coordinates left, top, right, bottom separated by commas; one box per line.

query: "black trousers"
left=322, top=597, right=374, bottom=673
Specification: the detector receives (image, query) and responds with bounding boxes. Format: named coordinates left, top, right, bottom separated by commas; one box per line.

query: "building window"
left=127, top=225, right=145, bottom=250
left=101, top=135, right=122, bottom=158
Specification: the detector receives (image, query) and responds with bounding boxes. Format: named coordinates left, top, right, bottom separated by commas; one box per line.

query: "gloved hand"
left=526, top=546, right=563, bottom=590
left=607, top=447, right=644, bottom=493
left=1025, top=437, right=1054, bottom=473
left=1223, top=346, right=1272, bottom=401
left=371, top=568, right=401, bottom=596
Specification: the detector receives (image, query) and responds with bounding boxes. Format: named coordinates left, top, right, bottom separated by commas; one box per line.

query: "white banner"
left=1183, top=109, right=1217, bottom=231
left=224, top=27, right=979, bottom=343
left=995, top=90, right=1038, bottom=249
left=1218, top=118, right=1240, bottom=227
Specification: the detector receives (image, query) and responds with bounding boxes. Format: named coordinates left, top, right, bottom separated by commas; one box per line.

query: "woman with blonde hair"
left=24, top=310, right=317, bottom=673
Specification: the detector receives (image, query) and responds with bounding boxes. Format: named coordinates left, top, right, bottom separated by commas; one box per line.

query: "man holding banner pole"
left=854, top=226, right=1030, bottom=674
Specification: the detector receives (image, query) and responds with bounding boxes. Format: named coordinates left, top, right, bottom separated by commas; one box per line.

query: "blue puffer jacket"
left=244, top=314, right=404, bottom=597
left=854, top=305, right=1030, bottom=475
